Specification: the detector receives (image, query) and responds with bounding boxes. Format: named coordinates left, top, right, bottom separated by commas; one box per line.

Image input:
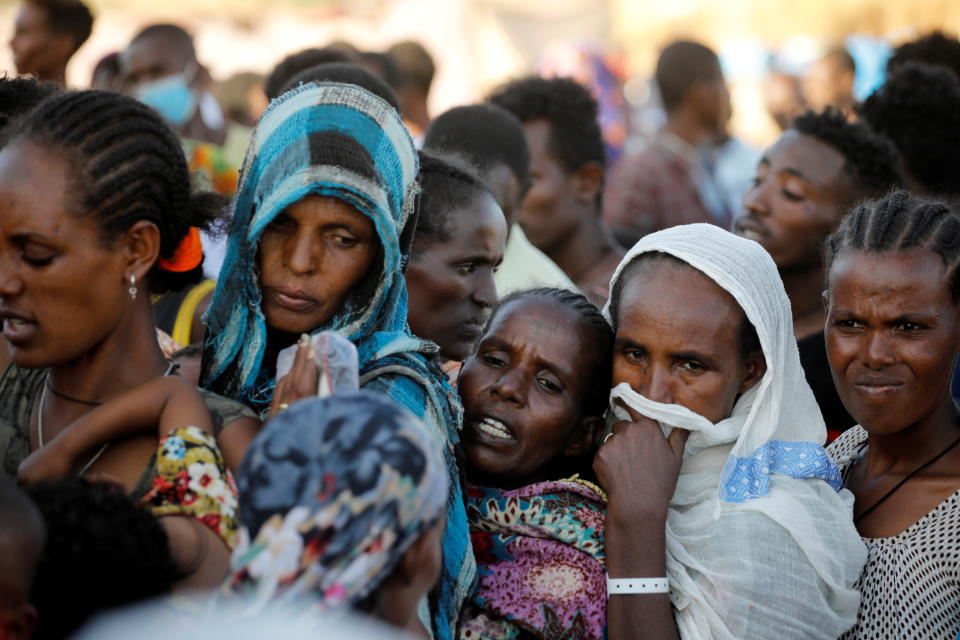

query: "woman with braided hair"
left=199, top=82, right=472, bottom=640
left=0, top=90, right=260, bottom=588
left=455, top=287, right=612, bottom=640
left=825, top=191, right=960, bottom=639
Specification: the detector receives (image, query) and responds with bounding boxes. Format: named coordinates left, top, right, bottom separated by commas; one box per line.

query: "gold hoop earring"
left=128, top=274, right=137, bottom=300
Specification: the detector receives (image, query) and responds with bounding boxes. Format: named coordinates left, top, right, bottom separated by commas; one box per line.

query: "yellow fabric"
left=172, top=279, right=216, bottom=346
left=494, top=225, right=578, bottom=296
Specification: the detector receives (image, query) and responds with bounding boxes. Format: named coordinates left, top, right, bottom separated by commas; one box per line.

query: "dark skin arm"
left=18, top=376, right=214, bottom=484
left=217, top=417, right=263, bottom=472
left=594, top=405, right=689, bottom=640
left=18, top=377, right=236, bottom=591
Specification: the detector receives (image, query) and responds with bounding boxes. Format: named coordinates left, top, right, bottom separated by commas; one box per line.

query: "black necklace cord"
left=853, top=434, right=960, bottom=524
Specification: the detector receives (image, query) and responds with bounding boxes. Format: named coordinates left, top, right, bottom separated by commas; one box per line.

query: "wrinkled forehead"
left=617, top=254, right=747, bottom=326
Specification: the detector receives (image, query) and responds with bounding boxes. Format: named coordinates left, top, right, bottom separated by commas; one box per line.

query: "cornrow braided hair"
left=413, top=150, right=493, bottom=253
left=825, top=190, right=960, bottom=301
left=10, top=90, right=224, bottom=293
left=486, top=287, right=614, bottom=418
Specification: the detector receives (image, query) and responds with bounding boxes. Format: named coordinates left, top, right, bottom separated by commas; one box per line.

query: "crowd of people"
left=2, top=0, right=960, bottom=639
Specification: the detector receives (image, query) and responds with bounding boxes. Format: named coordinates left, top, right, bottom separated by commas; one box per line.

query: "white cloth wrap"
left=603, top=224, right=866, bottom=639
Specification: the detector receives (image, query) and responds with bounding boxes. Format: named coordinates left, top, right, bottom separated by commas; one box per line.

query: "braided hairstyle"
left=487, top=287, right=613, bottom=418
left=412, top=150, right=496, bottom=256
left=824, top=190, right=960, bottom=302
left=8, top=90, right=224, bottom=293
left=482, top=287, right=612, bottom=480
left=0, top=76, right=59, bottom=146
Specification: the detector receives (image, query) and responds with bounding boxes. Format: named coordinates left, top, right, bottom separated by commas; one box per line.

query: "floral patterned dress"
left=458, top=479, right=607, bottom=640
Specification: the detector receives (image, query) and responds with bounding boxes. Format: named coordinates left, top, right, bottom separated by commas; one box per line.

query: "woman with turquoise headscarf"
left=200, top=82, right=474, bottom=639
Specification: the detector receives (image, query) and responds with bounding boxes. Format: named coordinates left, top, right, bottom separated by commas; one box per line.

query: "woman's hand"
left=268, top=334, right=319, bottom=419
left=598, top=404, right=687, bottom=640
left=593, top=403, right=689, bottom=524
left=18, top=436, right=77, bottom=485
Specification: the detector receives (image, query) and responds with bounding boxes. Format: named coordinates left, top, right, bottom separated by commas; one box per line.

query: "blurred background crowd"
left=4, top=0, right=958, bottom=149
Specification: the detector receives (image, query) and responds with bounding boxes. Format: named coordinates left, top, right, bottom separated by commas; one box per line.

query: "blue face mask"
left=135, top=65, right=197, bottom=127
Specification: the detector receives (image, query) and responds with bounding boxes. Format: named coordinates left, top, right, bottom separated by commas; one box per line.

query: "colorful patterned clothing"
left=602, top=133, right=715, bottom=246
left=201, top=82, right=472, bottom=639
left=182, top=139, right=239, bottom=196
left=0, top=364, right=256, bottom=503
left=223, top=393, right=447, bottom=617
left=459, top=479, right=606, bottom=640
left=143, top=426, right=239, bottom=548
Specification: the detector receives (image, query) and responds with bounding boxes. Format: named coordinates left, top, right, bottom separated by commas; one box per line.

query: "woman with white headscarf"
left=596, top=223, right=865, bottom=639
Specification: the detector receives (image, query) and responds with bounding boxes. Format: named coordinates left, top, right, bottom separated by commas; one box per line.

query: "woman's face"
left=612, top=261, right=765, bottom=423
left=826, top=249, right=960, bottom=435
left=258, top=195, right=379, bottom=335
left=405, top=192, right=507, bottom=362
left=459, top=297, right=597, bottom=488
left=0, top=142, right=132, bottom=368
left=736, top=131, right=853, bottom=270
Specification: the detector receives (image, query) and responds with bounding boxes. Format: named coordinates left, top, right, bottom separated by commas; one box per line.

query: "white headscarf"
left=603, top=223, right=865, bottom=640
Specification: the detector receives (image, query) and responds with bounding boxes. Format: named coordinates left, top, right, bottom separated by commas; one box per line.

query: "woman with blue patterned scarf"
left=200, top=82, right=474, bottom=639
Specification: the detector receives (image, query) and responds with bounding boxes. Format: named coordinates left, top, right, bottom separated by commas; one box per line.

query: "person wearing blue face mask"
left=122, top=24, right=228, bottom=148
left=121, top=24, right=248, bottom=310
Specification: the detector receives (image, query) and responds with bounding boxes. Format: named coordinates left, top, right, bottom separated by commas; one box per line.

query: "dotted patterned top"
left=828, top=426, right=960, bottom=640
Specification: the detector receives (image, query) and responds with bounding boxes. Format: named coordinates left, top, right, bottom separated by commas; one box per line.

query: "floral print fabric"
left=141, top=426, right=239, bottom=548
left=222, top=392, right=448, bottom=617
left=459, top=479, right=607, bottom=640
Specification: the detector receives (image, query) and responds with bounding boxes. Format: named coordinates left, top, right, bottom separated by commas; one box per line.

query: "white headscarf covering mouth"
left=600, top=224, right=866, bottom=640
left=601, top=223, right=842, bottom=503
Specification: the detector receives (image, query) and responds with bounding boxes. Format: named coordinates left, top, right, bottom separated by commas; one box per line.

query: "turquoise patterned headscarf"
left=200, top=82, right=474, bottom=639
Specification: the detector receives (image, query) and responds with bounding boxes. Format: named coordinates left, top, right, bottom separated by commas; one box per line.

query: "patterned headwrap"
left=201, top=81, right=418, bottom=405
left=200, top=82, right=474, bottom=638
left=224, top=392, right=448, bottom=615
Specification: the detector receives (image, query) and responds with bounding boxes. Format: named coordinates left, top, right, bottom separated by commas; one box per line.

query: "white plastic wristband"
left=606, top=576, right=669, bottom=596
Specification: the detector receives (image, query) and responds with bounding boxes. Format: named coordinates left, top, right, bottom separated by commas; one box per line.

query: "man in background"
left=602, top=40, right=732, bottom=246
left=388, top=40, right=435, bottom=137
left=803, top=47, right=856, bottom=114
left=490, top=76, right=623, bottom=306
left=9, top=0, right=92, bottom=85
left=122, top=24, right=231, bottom=150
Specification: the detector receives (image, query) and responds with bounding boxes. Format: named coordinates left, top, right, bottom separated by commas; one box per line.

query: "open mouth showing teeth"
left=739, top=229, right=765, bottom=241
left=476, top=417, right=514, bottom=441
left=6, top=318, right=27, bottom=329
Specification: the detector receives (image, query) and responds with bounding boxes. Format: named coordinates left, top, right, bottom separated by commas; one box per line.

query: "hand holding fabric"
left=595, top=402, right=689, bottom=523
left=269, top=336, right=319, bottom=419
